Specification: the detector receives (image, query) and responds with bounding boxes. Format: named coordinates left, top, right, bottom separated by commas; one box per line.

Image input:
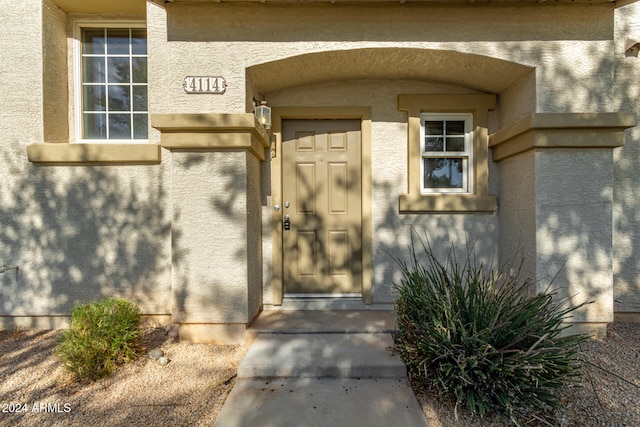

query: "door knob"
left=284, top=201, right=290, bottom=208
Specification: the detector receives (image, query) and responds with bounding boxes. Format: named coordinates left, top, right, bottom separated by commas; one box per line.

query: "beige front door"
left=282, top=120, right=362, bottom=295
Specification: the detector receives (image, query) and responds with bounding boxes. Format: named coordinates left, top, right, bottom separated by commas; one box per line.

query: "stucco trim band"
left=26, top=143, right=161, bottom=164
left=49, top=0, right=145, bottom=14
left=399, top=193, right=497, bottom=213
left=489, top=113, right=637, bottom=162
left=151, top=113, right=271, bottom=161
left=177, top=323, right=247, bottom=345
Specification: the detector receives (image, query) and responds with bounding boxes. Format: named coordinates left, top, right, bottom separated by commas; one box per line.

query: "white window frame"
left=73, top=20, right=148, bottom=144
left=419, top=113, right=473, bottom=194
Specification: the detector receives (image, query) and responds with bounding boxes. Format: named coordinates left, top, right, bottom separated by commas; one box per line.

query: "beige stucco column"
left=490, top=113, right=636, bottom=337
left=152, top=113, right=270, bottom=344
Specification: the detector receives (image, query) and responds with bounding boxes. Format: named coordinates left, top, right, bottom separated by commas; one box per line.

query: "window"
left=421, top=114, right=472, bottom=193
left=27, top=21, right=159, bottom=164
left=79, top=26, right=148, bottom=141
left=398, top=94, right=497, bottom=213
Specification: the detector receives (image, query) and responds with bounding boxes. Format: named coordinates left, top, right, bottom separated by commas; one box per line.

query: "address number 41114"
left=183, top=76, right=227, bottom=94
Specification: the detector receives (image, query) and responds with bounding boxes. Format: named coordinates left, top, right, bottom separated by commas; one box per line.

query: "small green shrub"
left=57, top=298, right=141, bottom=381
left=393, top=236, right=589, bottom=423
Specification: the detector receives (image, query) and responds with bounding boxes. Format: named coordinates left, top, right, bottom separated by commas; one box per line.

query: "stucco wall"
left=0, top=0, right=173, bottom=325
left=613, top=3, right=640, bottom=314
left=536, top=149, right=615, bottom=323
left=157, top=2, right=615, bottom=118
left=1, top=164, right=172, bottom=317
left=0, top=0, right=43, bottom=145
left=170, top=150, right=252, bottom=323
left=496, top=151, right=538, bottom=286
left=1, top=0, right=45, bottom=322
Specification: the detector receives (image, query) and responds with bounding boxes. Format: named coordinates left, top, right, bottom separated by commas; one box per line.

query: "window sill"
left=26, top=143, right=161, bottom=164
left=399, top=193, right=497, bottom=213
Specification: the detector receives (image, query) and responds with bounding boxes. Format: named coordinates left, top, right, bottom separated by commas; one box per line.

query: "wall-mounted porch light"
left=254, top=100, right=272, bottom=130
left=254, top=99, right=276, bottom=158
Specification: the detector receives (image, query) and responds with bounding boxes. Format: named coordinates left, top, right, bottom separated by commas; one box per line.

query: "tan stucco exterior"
left=614, top=2, right=640, bottom=317
left=1, top=0, right=639, bottom=341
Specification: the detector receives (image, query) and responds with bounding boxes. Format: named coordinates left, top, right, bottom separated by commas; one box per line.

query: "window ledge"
left=26, top=143, right=161, bottom=164
left=399, top=193, right=497, bottom=213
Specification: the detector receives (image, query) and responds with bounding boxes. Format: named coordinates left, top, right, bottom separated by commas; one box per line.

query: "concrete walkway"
left=213, top=311, right=429, bottom=427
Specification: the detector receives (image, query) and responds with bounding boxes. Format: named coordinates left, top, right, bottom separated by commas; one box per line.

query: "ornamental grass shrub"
left=57, top=298, right=142, bottom=381
left=393, top=236, right=589, bottom=424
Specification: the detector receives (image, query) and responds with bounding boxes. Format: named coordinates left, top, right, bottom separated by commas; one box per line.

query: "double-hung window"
left=79, top=25, right=148, bottom=141
left=420, top=114, right=473, bottom=193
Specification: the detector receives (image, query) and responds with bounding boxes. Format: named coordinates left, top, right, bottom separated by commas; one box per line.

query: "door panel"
left=297, top=231, right=317, bottom=277
left=296, top=163, right=316, bottom=214
left=329, top=230, right=349, bottom=276
left=282, top=120, right=362, bottom=294
left=329, top=163, right=348, bottom=213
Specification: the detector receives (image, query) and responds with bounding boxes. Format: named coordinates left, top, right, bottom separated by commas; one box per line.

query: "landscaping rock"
left=148, top=348, right=164, bottom=360
left=168, top=325, right=179, bottom=339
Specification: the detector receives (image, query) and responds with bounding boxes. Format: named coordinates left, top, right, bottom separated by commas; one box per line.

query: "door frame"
left=271, top=107, right=373, bottom=305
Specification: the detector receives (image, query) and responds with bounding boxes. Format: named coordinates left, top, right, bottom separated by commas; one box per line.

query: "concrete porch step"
left=215, top=311, right=429, bottom=427
left=248, top=309, right=397, bottom=335
left=237, top=333, right=406, bottom=379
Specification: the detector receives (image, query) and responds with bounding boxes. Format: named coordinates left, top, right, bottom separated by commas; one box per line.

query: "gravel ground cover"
left=0, top=323, right=638, bottom=427
left=0, top=325, right=248, bottom=427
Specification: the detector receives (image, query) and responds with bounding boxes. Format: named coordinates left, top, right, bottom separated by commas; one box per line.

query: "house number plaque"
left=183, top=76, right=227, bottom=94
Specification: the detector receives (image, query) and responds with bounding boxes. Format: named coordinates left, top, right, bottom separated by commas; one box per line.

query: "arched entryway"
left=246, top=48, right=535, bottom=308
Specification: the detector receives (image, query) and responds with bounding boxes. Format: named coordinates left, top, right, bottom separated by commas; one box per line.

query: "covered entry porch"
left=151, top=45, right=633, bottom=344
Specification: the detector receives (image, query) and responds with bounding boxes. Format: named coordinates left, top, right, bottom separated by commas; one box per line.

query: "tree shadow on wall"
left=487, top=36, right=640, bottom=314
left=0, top=145, right=173, bottom=327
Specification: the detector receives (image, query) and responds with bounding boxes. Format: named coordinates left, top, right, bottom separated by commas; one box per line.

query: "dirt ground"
left=1, top=323, right=638, bottom=427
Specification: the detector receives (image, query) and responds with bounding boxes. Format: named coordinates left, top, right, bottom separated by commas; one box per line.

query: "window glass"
left=108, top=85, right=131, bottom=111
left=420, top=114, right=472, bottom=193
left=82, top=57, right=105, bottom=83
left=82, top=29, right=105, bottom=55
left=424, top=158, right=464, bottom=189
left=446, top=137, right=465, bottom=152
left=107, top=57, right=130, bottom=83
left=425, top=137, right=444, bottom=152
left=109, top=114, right=132, bottom=138
left=81, top=27, right=147, bottom=140
left=132, top=57, right=147, bottom=83
left=425, top=121, right=444, bottom=135
left=106, top=28, right=130, bottom=55
left=446, top=121, right=465, bottom=135
left=133, top=114, right=149, bottom=139
left=82, top=86, right=106, bottom=111
left=83, top=114, right=107, bottom=139
left=133, top=86, right=147, bottom=111
left=131, top=29, right=147, bottom=55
